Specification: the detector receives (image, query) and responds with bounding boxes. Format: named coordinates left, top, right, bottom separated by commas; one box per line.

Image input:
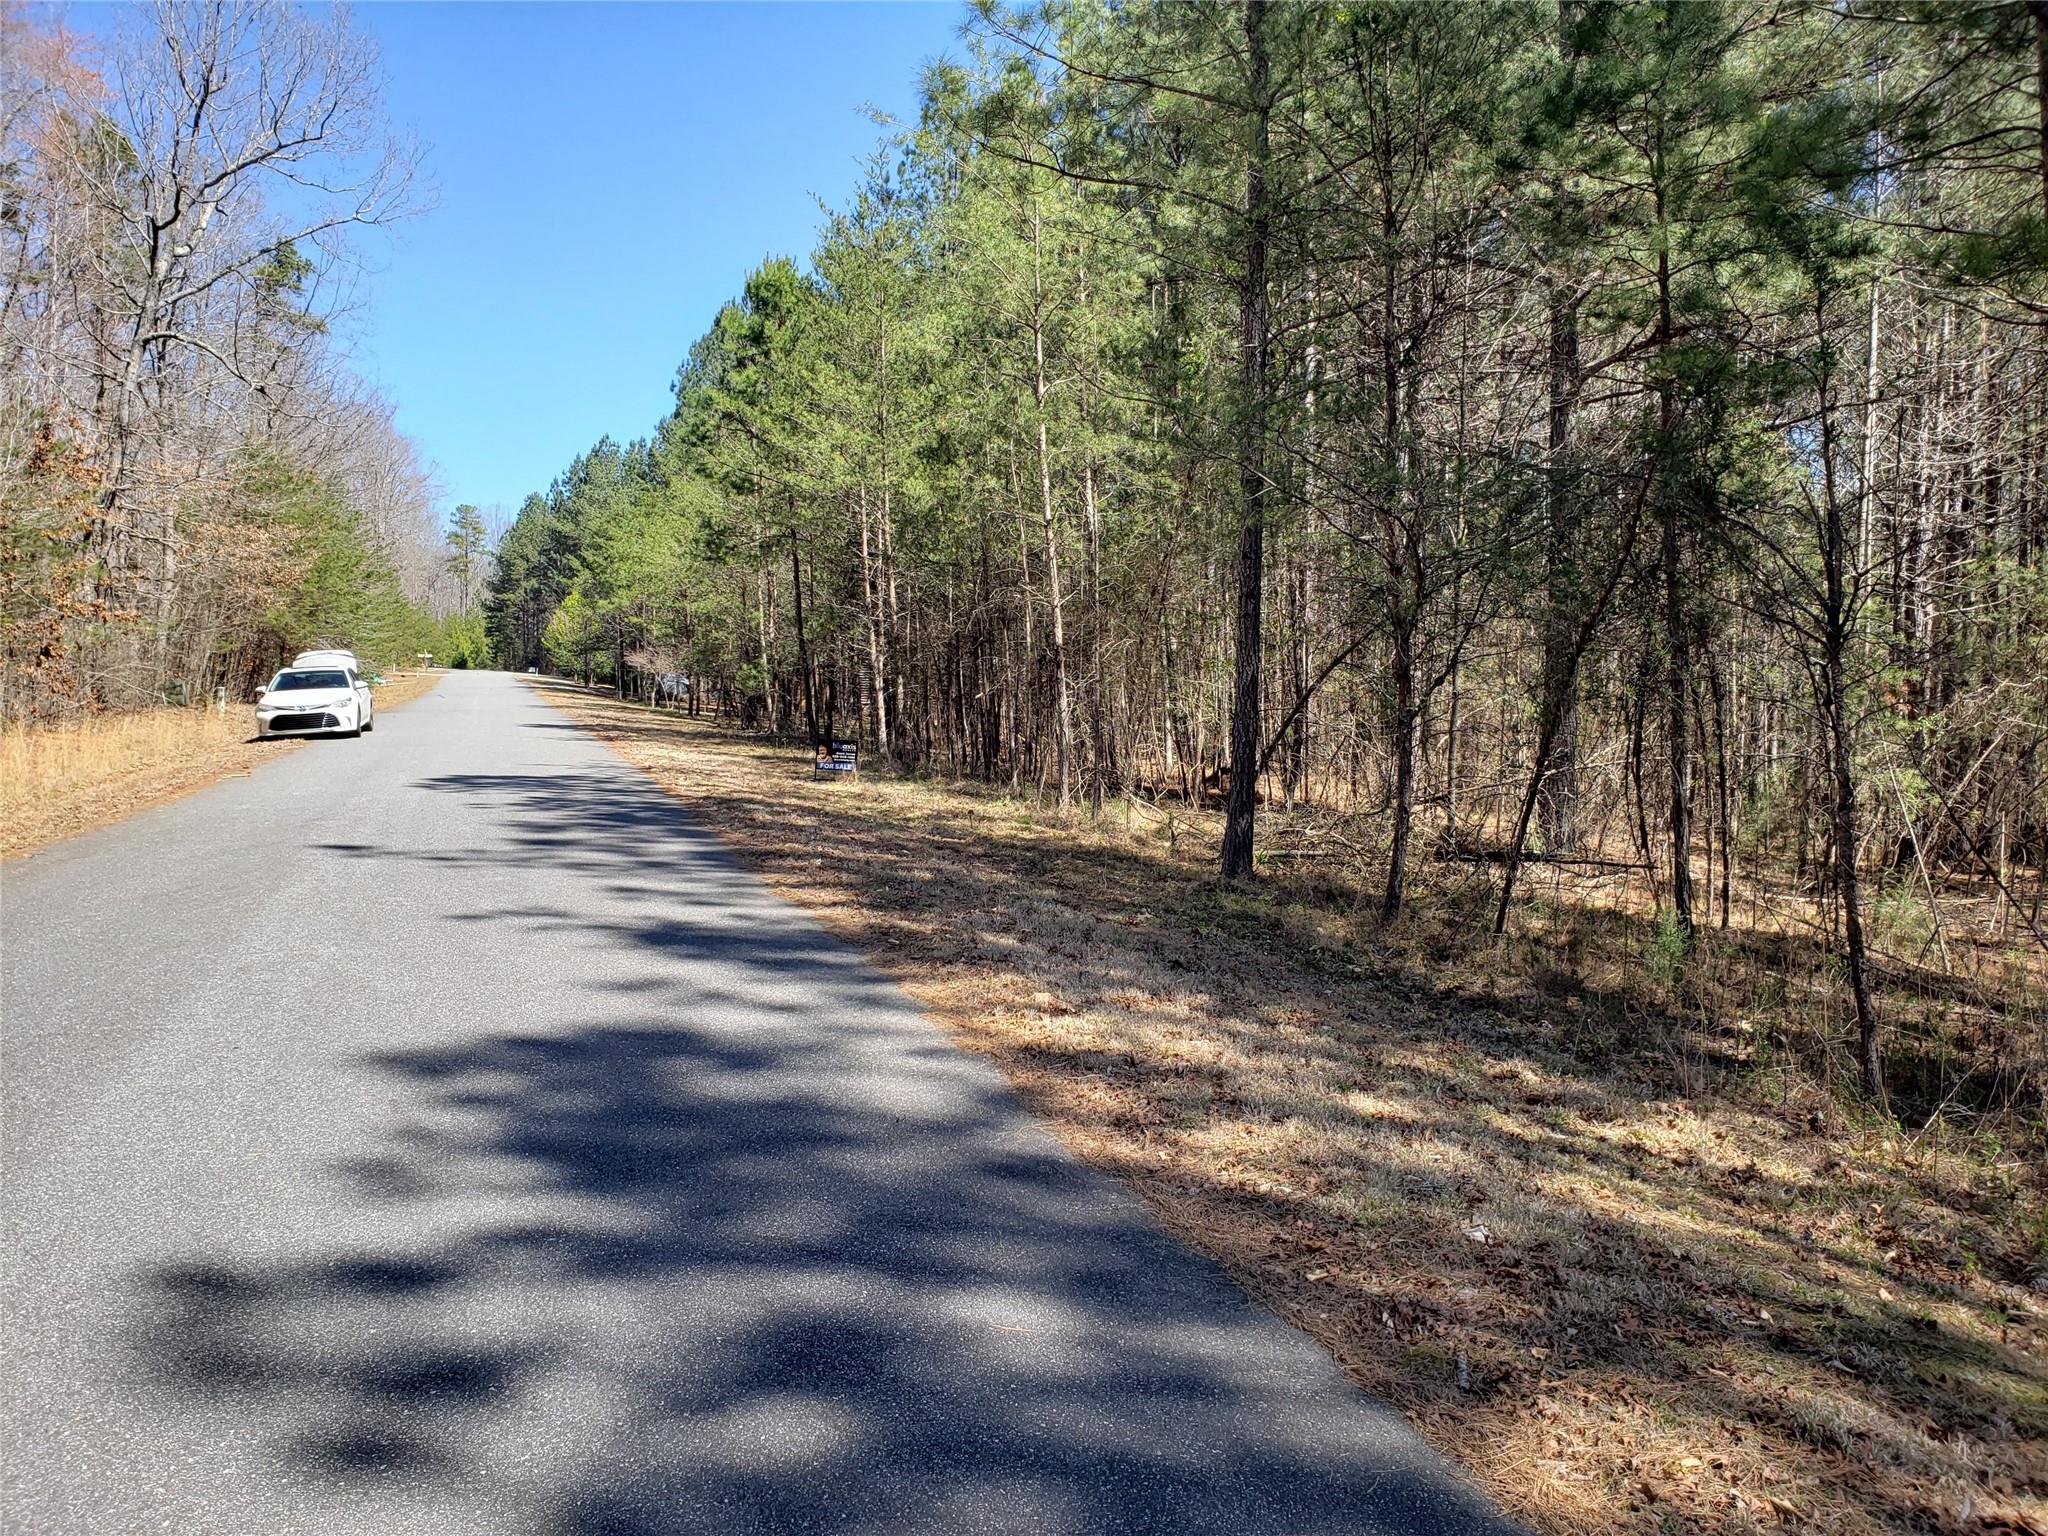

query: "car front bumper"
left=257, top=708, right=357, bottom=736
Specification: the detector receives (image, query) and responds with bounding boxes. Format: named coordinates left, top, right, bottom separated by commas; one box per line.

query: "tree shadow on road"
left=126, top=758, right=1514, bottom=1535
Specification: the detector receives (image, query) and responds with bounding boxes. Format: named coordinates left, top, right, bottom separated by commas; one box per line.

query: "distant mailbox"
left=813, top=740, right=859, bottom=778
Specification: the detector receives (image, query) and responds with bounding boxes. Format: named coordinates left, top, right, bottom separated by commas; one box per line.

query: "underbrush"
left=541, top=681, right=2048, bottom=1536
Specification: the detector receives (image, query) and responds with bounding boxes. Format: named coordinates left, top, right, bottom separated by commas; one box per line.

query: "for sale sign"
left=813, top=740, right=859, bottom=778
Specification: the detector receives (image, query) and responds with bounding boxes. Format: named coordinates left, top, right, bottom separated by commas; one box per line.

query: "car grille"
left=269, top=712, right=337, bottom=732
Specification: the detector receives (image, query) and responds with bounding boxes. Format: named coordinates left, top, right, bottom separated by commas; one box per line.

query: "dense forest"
left=488, top=0, right=2046, bottom=1102
left=0, top=5, right=462, bottom=719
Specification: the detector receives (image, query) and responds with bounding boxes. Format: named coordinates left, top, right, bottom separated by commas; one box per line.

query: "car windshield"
left=270, top=669, right=348, bottom=692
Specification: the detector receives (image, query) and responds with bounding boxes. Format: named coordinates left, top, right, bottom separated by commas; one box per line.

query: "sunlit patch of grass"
left=2, top=706, right=257, bottom=857
left=3, top=704, right=240, bottom=790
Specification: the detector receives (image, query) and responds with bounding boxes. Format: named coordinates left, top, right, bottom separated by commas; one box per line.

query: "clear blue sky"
left=348, top=2, right=968, bottom=524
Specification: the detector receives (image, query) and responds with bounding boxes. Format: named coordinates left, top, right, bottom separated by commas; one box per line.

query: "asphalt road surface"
left=2, top=671, right=1516, bottom=1536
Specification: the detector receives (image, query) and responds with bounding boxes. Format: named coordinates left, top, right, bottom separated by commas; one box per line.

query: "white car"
left=292, top=648, right=361, bottom=672
left=255, top=664, right=375, bottom=738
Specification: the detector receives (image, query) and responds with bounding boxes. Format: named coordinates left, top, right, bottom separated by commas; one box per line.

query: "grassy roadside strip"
left=1, top=670, right=444, bottom=860
left=537, top=678, right=2046, bottom=1536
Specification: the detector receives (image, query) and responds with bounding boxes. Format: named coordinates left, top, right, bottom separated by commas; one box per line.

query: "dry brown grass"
left=1, top=670, right=443, bottom=859
left=538, top=680, right=2048, bottom=1536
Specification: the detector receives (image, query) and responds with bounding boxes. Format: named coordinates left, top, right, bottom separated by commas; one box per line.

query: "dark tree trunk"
left=1813, top=304, right=1883, bottom=1099
left=1382, top=617, right=1417, bottom=921
left=1284, top=556, right=1310, bottom=807
left=1825, top=652, right=1882, bottom=1100
left=1708, top=649, right=1734, bottom=928
left=1654, top=214, right=1696, bottom=947
left=1538, top=282, right=1584, bottom=852
left=1221, top=0, right=1271, bottom=883
left=790, top=524, right=819, bottom=747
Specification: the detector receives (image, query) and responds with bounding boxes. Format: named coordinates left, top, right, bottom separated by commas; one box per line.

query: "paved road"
left=2, top=671, right=1514, bottom=1536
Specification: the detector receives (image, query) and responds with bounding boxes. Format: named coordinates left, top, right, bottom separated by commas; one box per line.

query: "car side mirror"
left=254, top=687, right=267, bottom=698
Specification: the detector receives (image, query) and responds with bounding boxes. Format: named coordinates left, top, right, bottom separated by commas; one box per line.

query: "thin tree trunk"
left=1655, top=191, right=1696, bottom=946
left=1538, top=281, right=1583, bottom=852
left=1029, top=202, right=1075, bottom=808
left=1383, top=617, right=1417, bottom=921
left=856, top=488, right=892, bottom=757
left=790, top=523, right=819, bottom=746
left=1220, top=0, right=1271, bottom=883
left=1709, top=649, right=1734, bottom=928
left=759, top=568, right=779, bottom=734
left=1827, top=658, right=1881, bottom=1098
left=1816, top=296, right=1883, bottom=1099
left=1858, top=276, right=1882, bottom=574
left=1284, top=552, right=1310, bottom=807
left=1083, top=455, right=1109, bottom=815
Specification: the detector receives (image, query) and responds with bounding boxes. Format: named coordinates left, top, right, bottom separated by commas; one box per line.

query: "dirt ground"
left=2, top=671, right=443, bottom=860
left=537, top=679, right=2046, bottom=1536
